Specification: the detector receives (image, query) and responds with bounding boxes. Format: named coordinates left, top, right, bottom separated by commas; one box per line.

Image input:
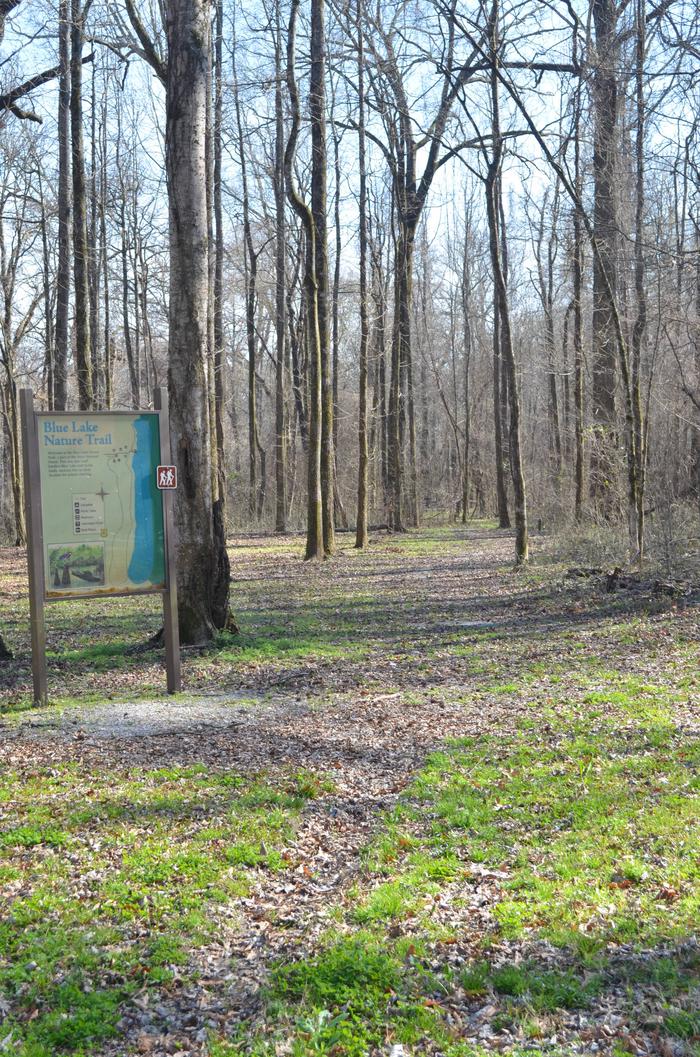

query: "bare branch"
left=123, top=0, right=167, bottom=84
left=0, top=52, right=94, bottom=120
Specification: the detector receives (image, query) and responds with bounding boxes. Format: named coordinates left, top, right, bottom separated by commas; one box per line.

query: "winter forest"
left=1, top=0, right=700, bottom=639
left=3, top=5, right=700, bottom=1054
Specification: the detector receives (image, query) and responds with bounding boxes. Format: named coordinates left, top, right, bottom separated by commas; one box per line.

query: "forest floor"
left=0, top=523, right=699, bottom=1057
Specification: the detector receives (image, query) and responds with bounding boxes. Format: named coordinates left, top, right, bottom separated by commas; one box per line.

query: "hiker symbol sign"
left=157, top=465, right=177, bottom=489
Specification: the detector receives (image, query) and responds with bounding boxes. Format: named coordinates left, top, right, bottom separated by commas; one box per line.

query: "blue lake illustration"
left=127, top=415, right=165, bottom=586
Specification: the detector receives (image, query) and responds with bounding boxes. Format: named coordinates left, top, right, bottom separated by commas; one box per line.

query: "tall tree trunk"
left=493, top=266, right=510, bottom=527
left=590, top=0, right=620, bottom=514
left=387, top=234, right=403, bottom=531
left=213, top=0, right=226, bottom=509
left=406, top=315, right=419, bottom=527
left=88, top=57, right=99, bottom=406
left=630, top=0, right=646, bottom=560
left=4, top=381, right=25, bottom=545
left=274, top=0, right=287, bottom=533
left=166, top=0, right=230, bottom=642
left=355, top=0, right=369, bottom=548
left=132, top=221, right=141, bottom=396
left=693, top=227, right=700, bottom=499
left=285, top=0, right=323, bottom=559
left=461, top=204, right=472, bottom=523
left=98, top=81, right=111, bottom=403
left=70, top=0, right=93, bottom=410
left=572, top=80, right=585, bottom=522
left=116, top=108, right=139, bottom=408
left=287, top=255, right=308, bottom=453
left=100, top=88, right=112, bottom=407
left=120, top=206, right=138, bottom=407
left=205, top=7, right=218, bottom=504
left=54, top=0, right=70, bottom=411
left=246, top=246, right=258, bottom=520
left=535, top=191, right=562, bottom=489
left=388, top=220, right=417, bottom=532
left=232, top=39, right=258, bottom=521
left=330, top=82, right=346, bottom=528
left=370, top=234, right=388, bottom=510
left=38, top=170, right=54, bottom=409
left=487, top=0, right=527, bottom=562
left=310, top=0, right=334, bottom=555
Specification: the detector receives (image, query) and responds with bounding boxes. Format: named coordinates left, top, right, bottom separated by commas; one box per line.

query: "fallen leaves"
left=656, top=885, right=681, bottom=903
left=2, top=529, right=700, bottom=1056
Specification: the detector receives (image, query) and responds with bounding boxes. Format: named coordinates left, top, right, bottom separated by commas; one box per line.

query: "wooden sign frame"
left=20, top=386, right=181, bottom=705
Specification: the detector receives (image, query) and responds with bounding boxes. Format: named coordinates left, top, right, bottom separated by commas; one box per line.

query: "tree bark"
left=590, top=0, right=620, bottom=513
left=461, top=202, right=472, bottom=523
left=274, top=0, right=287, bottom=534
left=232, top=37, right=259, bottom=522
left=166, top=0, right=230, bottom=642
left=630, top=0, right=646, bottom=560
left=486, top=0, right=527, bottom=562
left=492, top=255, right=510, bottom=528
left=355, top=0, right=369, bottom=548
left=100, top=84, right=111, bottom=408
left=285, top=0, right=323, bottom=559
left=213, top=0, right=226, bottom=509
left=572, top=80, right=585, bottom=521
left=88, top=58, right=100, bottom=406
left=205, top=8, right=218, bottom=504
left=70, top=0, right=93, bottom=410
left=534, top=190, right=562, bottom=490
left=310, top=0, right=335, bottom=555
left=37, top=168, right=54, bottom=409
left=54, top=0, right=70, bottom=411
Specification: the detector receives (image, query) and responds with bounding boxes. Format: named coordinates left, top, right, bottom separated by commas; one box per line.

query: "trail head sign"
left=20, top=388, right=181, bottom=704
left=157, top=465, right=177, bottom=489
left=39, top=412, right=166, bottom=598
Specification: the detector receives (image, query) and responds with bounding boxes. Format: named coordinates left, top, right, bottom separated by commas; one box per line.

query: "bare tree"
left=273, top=0, right=287, bottom=534
left=120, top=0, right=230, bottom=641
left=284, top=0, right=324, bottom=559
left=54, top=0, right=70, bottom=411
left=354, top=0, right=369, bottom=548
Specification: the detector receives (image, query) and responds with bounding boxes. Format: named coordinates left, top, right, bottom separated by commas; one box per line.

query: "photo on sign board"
left=48, top=542, right=105, bottom=590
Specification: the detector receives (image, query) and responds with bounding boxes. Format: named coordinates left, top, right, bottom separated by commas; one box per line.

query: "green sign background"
left=37, top=413, right=166, bottom=598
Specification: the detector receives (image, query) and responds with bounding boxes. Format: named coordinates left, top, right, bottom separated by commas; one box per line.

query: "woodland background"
left=1, top=0, right=699, bottom=575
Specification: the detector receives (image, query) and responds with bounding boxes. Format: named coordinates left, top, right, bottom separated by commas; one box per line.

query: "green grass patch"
left=412, top=719, right=700, bottom=950
left=0, top=762, right=329, bottom=1055
left=316, top=699, right=700, bottom=1052
left=260, top=932, right=445, bottom=1056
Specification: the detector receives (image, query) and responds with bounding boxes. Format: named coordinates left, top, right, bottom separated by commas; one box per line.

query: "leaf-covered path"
left=1, top=526, right=699, bottom=1056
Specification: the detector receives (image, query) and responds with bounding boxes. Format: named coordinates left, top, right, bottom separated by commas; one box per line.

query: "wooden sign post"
left=20, top=387, right=181, bottom=705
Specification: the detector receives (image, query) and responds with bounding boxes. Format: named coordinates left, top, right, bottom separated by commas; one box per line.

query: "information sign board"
left=37, top=413, right=166, bottom=598
left=20, top=390, right=181, bottom=704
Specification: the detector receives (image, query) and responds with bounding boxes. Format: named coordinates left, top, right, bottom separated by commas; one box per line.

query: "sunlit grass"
left=232, top=688, right=700, bottom=1055
left=0, top=764, right=331, bottom=1055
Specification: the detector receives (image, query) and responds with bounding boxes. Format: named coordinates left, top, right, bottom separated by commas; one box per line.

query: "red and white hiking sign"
left=156, top=465, right=177, bottom=490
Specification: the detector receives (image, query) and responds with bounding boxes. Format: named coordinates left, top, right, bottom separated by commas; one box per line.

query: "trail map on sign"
left=37, top=413, right=166, bottom=598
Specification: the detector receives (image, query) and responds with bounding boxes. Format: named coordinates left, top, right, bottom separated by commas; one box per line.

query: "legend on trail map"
left=72, top=493, right=105, bottom=536
left=37, top=413, right=166, bottom=598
